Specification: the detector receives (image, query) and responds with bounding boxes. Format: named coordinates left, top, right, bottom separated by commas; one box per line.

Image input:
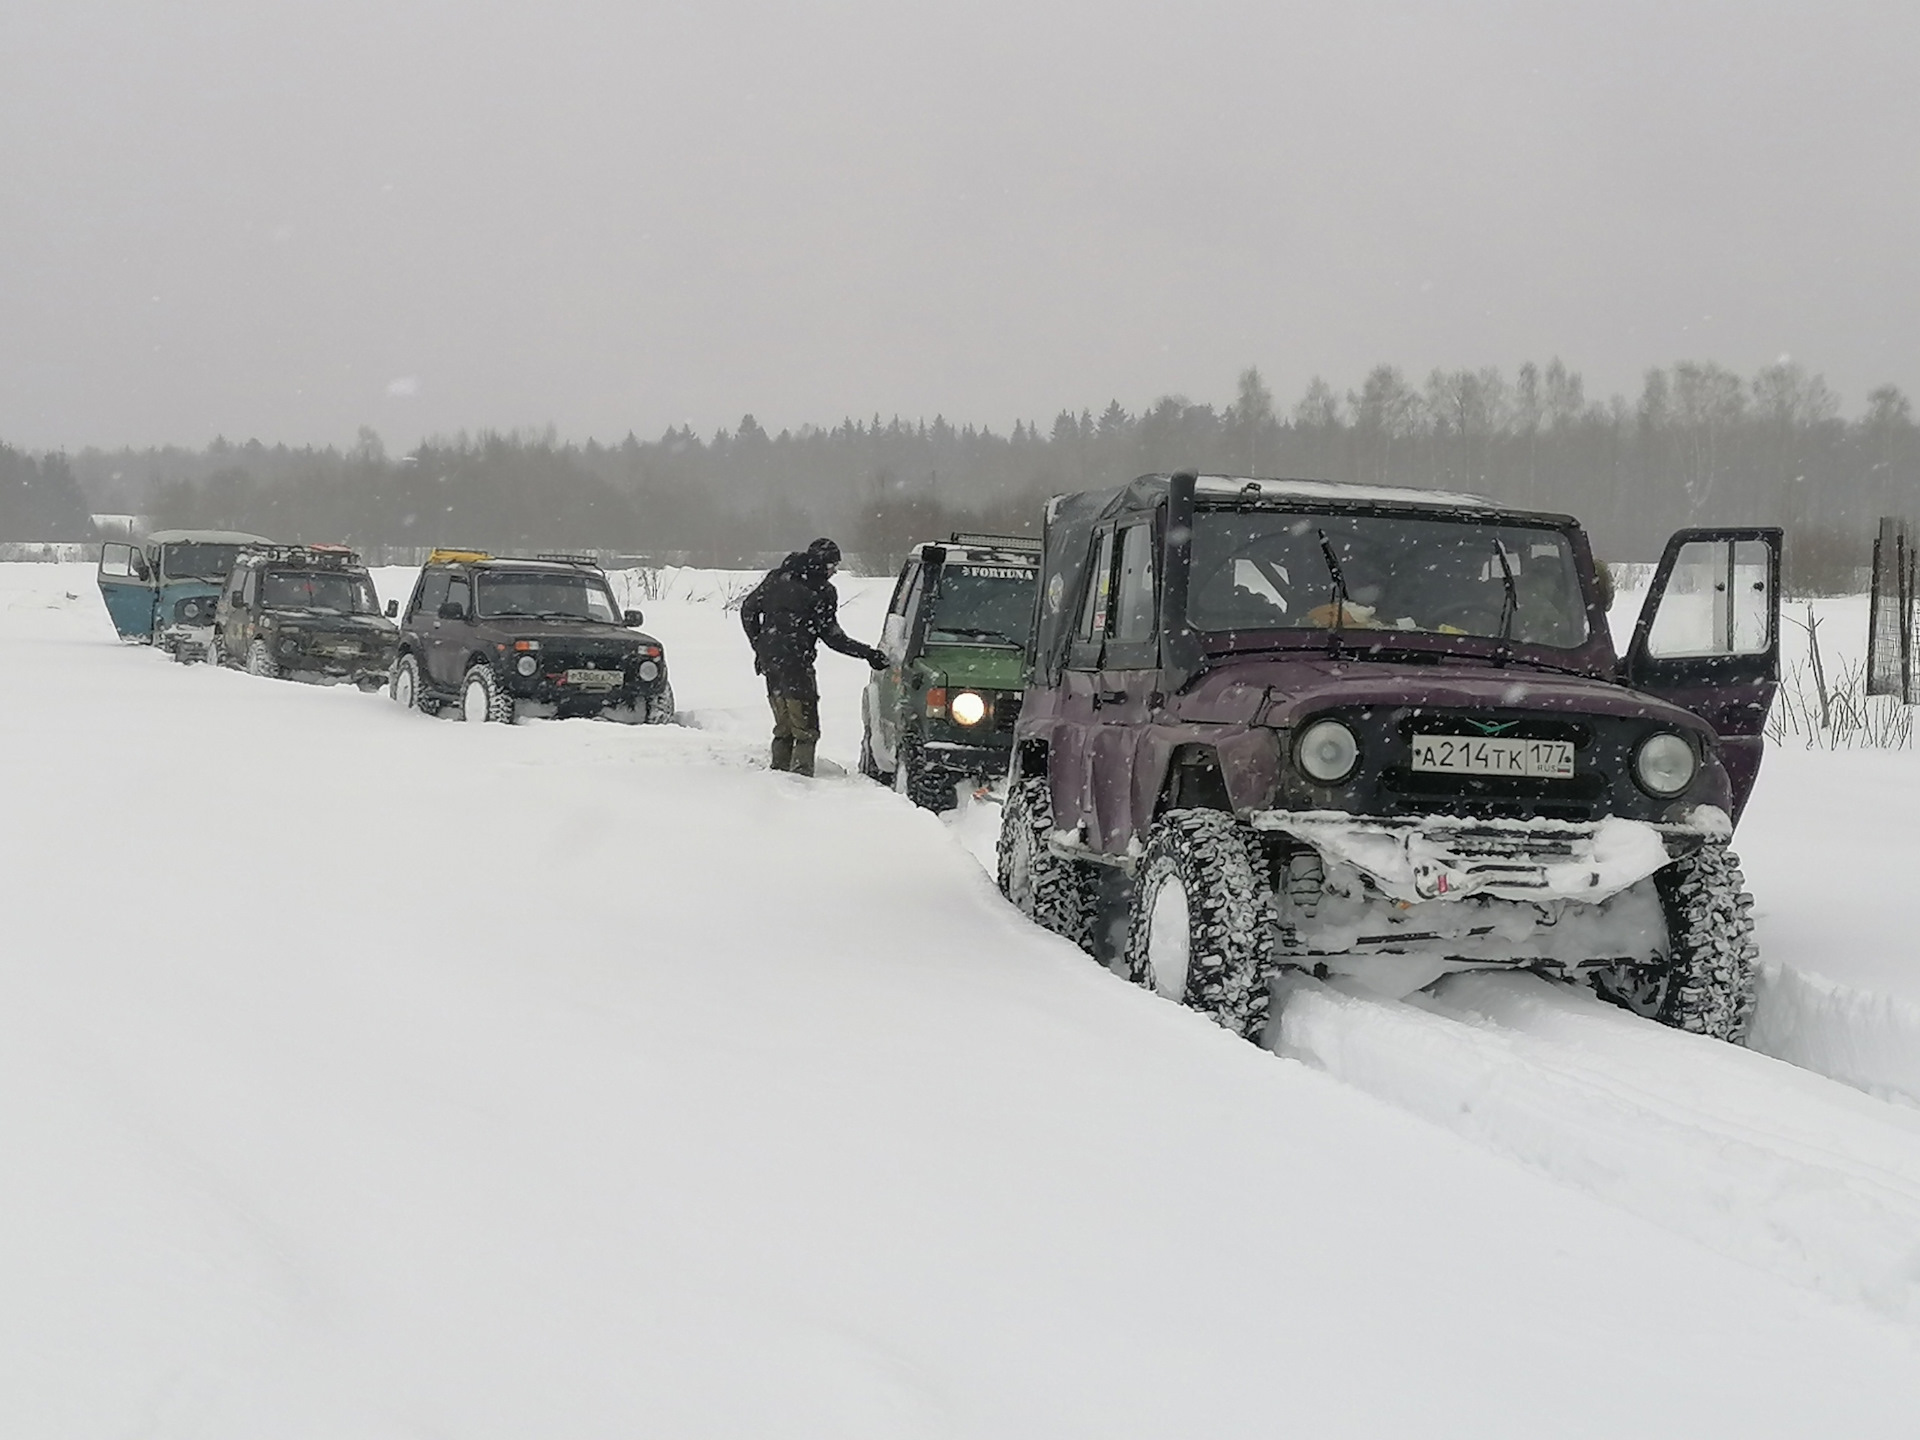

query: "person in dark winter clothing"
left=739, top=538, right=888, bottom=775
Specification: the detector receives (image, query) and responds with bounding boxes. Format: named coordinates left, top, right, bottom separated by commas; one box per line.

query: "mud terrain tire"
left=246, top=638, right=282, bottom=679
left=895, top=732, right=956, bottom=812
left=1122, top=808, right=1277, bottom=1038
left=997, top=776, right=1098, bottom=956
left=1596, top=844, right=1758, bottom=1043
left=460, top=663, right=515, bottom=724
left=390, top=653, right=442, bottom=715
left=644, top=681, right=676, bottom=724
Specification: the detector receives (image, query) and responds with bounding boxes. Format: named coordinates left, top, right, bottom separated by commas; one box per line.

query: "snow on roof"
left=1191, top=475, right=1494, bottom=510
left=144, top=528, right=273, bottom=545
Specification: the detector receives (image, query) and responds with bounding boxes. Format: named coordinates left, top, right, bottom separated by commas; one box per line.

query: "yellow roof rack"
left=426, top=548, right=491, bottom=565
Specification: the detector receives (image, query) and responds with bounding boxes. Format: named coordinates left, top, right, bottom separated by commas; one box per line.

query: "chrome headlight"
left=515, top=654, right=539, bottom=677
left=1297, top=719, right=1360, bottom=783
left=637, top=659, right=660, bottom=682
left=1634, top=732, right=1696, bottom=796
left=950, top=690, right=988, bottom=727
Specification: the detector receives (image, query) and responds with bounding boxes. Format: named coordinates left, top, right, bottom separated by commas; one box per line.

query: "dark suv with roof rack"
left=389, top=550, right=674, bottom=724
left=860, top=532, right=1040, bottom=810
left=213, top=543, right=399, bottom=687
left=998, top=471, right=1781, bottom=1046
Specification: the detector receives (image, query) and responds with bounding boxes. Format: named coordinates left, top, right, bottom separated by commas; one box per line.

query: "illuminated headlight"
left=1634, top=732, right=1696, bottom=796
left=516, top=654, right=539, bottom=677
left=638, top=659, right=660, bottom=682
left=950, top=690, right=987, bottom=726
left=1297, top=719, right=1360, bottom=783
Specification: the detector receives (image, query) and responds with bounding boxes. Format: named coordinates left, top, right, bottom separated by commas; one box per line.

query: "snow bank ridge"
left=1274, top=972, right=1920, bottom=1326
left=1749, top=963, right=1920, bottom=1110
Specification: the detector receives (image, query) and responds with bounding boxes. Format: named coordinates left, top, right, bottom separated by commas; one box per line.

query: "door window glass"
left=881, top=563, right=919, bottom=660
left=241, top=569, right=259, bottom=606
left=888, top=562, right=920, bottom=617
left=412, top=570, right=450, bottom=620
left=1077, top=531, right=1115, bottom=643
left=99, top=543, right=136, bottom=578
left=445, top=576, right=471, bottom=617
left=1113, top=524, right=1157, bottom=644
left=229, top=568, right=247, bottom=605
left=1647, top=539, right=1772, bottom=658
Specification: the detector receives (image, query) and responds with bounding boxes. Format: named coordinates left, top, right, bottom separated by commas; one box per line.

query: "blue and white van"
left=97, top=529, right=271, bottom=655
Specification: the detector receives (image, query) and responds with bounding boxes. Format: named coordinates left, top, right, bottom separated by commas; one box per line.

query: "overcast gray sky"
left=2, top=0, right=1914, bottom=450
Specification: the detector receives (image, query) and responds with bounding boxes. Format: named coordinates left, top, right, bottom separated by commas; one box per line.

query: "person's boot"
left=789, top=738, right=818, bottom=777
left=770, top=736, right=794, bottom=772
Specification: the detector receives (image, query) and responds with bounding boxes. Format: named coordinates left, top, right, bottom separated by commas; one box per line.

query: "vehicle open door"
left=1623, top=527, right=1782, bottom=821
left=96, top=542, right=157, bottom=640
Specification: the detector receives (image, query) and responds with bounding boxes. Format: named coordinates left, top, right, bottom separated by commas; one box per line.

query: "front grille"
left=995, top=694, right=1023, bottom=733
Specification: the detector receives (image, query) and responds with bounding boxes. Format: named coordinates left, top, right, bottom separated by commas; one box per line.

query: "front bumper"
left=1247, top=806, right=1732, bottom=906
left=917, top=735, right=1011, bottom=776
left=277, top=638, right=398, bottom=680
left=503, top=670, right=670, bottom=713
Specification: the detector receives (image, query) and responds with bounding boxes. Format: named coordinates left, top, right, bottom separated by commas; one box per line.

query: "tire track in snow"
left=1271, top=971, right=1920, bottom=1326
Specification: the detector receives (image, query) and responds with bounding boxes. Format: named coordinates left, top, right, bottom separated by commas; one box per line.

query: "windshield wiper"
left=1315, top=529, right=1349, bottom=657
left=931, top=625, right=1017, bottom=644
left=1490, top=540, right=1519, bottom=667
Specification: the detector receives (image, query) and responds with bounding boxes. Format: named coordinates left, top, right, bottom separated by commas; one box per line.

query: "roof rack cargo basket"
left=426, top=548, right=492, bottom=565
left=948, top=532, right=1041, bottom=551
left=248, top=542, right=364, bottom=568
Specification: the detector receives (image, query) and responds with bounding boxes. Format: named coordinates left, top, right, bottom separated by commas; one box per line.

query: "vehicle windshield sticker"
left=959, top=565, right=1033, bottom=580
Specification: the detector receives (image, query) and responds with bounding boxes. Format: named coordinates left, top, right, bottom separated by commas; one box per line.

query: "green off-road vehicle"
left=860, top=533, right=1040, bottom=810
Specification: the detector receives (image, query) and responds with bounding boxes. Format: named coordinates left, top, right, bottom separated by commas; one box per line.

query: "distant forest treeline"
left=20, top=357, right=1920, bottom=587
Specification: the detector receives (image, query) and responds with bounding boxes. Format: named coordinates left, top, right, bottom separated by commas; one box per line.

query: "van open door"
left=97, top=542, right=158, bottom=640
left=1623, top=527, right=1782, bottom=822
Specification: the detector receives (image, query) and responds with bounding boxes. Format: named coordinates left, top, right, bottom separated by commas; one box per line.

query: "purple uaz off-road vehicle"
left=996, top=471, right=1781, bottom=1044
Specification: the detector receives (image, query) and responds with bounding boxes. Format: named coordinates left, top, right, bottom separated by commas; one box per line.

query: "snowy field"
left=4, top=561, right=1920, bottom=1436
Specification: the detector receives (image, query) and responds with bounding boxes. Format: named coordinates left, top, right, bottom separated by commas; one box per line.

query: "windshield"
left=262, top=570, right=381, bottom=615
left=927, top=563, right=1037, bottom=646
left=161, top=543, right=244, bottom=580
left=1188, top=510, right=1590, bottom=649
left=476, top=571, right=620, bottom=622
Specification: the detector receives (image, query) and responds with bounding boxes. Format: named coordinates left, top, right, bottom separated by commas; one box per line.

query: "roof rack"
left=948, top=531, right=1041, bottom=550
left=246, top=542, right=364, bottom=569
left=425, top=548, right=492, bottom=565
left=531, top=552, right=602, bottom=567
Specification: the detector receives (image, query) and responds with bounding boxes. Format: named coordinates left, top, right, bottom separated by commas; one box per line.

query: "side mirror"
left=438, top=601, right=465, bottom=621
left=623, top=608, right=643, bottom=627
left=386, top=599, right=399, bottom=618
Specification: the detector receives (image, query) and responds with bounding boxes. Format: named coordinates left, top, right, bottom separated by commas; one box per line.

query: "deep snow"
left=4, top=563, right=1920, bottom=1436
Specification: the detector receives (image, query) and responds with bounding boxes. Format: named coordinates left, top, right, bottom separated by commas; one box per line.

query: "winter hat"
left=807, top=537, right=843, bottom=565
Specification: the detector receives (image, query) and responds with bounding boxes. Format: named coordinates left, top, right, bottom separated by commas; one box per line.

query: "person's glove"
left=867, top=652, right=889, bottom=672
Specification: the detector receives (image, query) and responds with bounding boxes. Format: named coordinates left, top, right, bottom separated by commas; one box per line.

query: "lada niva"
left=997, top=472, right=1780, bottom=1044
left=390, top=550, right=674, bottom=724
left=213, top=543, right=399, bottom=687
left=860, top=533, right=1040, bottom=810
